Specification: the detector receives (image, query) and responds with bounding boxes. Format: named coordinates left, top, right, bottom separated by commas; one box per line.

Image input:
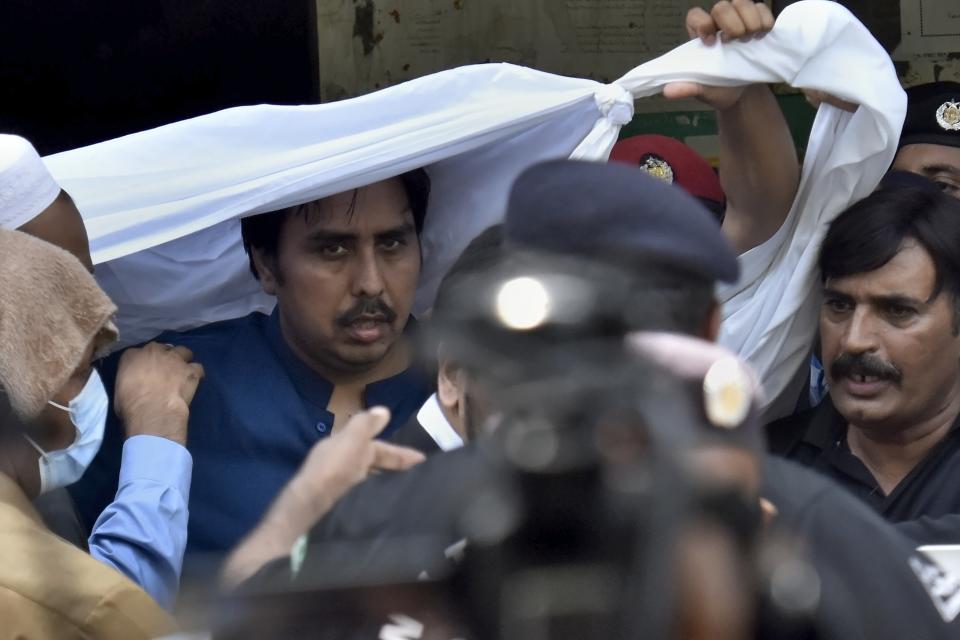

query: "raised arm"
left=89, top=343, right=204, bottom=610
left=221, top=407, right=425, bottom=590
left=666, top=1, right=800, bottom=254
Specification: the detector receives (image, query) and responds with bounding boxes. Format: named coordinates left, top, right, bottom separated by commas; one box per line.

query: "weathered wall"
left=315, top=0, right=959, bottom=161
left=893, top=0, right=960, bottom=85
left=316, top=0, right=704, bottom=100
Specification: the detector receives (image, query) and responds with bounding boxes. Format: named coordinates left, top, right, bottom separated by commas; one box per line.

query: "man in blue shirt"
left=71, top=169, right=434, bottom=569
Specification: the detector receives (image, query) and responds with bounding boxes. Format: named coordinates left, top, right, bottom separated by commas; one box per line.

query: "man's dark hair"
left=623, top=265, right=716, bottom=337
left=423, top=224, right=504, bottom=382
left=240, top=168, right=431, bottom=280
left=819, top=186, right=960, bottom=311
left=433, top=225, right=714, bottom=340
left=696, top=196, right=726, bottom=224
left=431, top=223, right=715, bottom=347
left=431, top=225, right=505, bottom=321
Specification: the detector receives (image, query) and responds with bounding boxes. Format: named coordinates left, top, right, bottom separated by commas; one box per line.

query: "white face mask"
left=23, top=369, right=108, bottom=495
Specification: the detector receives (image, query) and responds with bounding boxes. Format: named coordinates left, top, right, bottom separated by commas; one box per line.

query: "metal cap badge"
left=936, top=100, right=960, bottom=132
left=638, top=153, right=675, bottom=185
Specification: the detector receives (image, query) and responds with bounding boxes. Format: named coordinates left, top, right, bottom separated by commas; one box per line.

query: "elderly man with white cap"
left=0, top=135, right=99, bottom=543
left=0, top=133, right=203, bottom=610
left=0, top=227, right=204, bottom=635
left=0, top=133, right=93, bottom=270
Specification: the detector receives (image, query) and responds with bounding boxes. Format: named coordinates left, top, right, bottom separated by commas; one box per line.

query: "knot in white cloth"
left=593, top=83, right=635, bottom=126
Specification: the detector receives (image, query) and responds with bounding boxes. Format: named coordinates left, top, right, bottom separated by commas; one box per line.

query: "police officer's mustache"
left=337, top=298, right=397, bottom=327
left=831, top=352, right=902, bottom=384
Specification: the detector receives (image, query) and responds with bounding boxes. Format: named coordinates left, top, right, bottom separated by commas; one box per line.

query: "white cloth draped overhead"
left=44, top=0, right=903, bottom=418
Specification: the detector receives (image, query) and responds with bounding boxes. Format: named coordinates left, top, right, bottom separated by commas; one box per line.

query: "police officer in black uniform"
left=768, top=185, right=960, bottom=546
left=891, top=81, right=960, bottom=198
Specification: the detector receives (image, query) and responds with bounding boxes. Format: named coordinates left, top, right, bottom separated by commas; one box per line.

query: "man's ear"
left=702, top=301, right=722, bottom=343
left=437, top=359, right=463, bottom=412
left=251, top=247, right=280, bottom=296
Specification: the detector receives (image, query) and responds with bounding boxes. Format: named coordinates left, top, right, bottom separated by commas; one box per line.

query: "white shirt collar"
left=416, top=393, right=465, bottom=452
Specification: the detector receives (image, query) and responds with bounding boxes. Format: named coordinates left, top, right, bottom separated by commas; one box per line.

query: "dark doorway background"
left=0, top=1, right=319, bottom=155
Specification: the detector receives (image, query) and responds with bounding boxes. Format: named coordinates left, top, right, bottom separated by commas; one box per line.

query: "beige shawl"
left=0, top=229, right=116, bottom=418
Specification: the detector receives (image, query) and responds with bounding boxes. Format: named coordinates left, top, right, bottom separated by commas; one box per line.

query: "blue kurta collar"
left=264, top=306, right=432, bottom=423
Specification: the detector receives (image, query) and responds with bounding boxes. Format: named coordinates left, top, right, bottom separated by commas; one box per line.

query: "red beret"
left=609, top=134, right=725, bottom=206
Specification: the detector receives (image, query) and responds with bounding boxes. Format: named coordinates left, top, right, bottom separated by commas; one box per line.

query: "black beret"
left=503, top=159, right=739, bottom=284
left=899, top=81, right=960, bottom=149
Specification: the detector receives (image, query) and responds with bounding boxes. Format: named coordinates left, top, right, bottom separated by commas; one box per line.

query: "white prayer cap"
left=0, top=134, right=61, bottom=229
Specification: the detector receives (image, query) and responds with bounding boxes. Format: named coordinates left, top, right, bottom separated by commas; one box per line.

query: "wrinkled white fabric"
left=47, top=66, right=610, bottom=346
left=605, top=1, right=905, bottom=417
left=44, top=0, right=903, bottom=420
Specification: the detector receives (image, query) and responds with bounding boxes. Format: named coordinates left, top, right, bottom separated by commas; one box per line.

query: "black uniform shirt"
left=768, top=396, right=960, bottom=527
left=761, top=456, right=960, bottom=637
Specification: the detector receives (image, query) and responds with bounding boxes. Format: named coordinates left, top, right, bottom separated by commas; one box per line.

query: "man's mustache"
left=830, top=352, right=902, bottom=384
left=336, top=297, right=397, bottom=326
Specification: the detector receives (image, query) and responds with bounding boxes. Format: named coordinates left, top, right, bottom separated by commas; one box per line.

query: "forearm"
left=220, top=472, right=337, bottom=590
left=221, top=409, right=423, bottom=590
left=718, top=84, right=800, bottom=254
left=89, top=435, right=192, bottom=610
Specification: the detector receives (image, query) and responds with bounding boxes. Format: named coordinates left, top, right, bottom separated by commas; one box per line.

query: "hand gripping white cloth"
left=44, top=0, right=902, bottom=420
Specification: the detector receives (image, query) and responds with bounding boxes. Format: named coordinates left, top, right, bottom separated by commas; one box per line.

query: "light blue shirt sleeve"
left=88, top=435, right=192, bottom=610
